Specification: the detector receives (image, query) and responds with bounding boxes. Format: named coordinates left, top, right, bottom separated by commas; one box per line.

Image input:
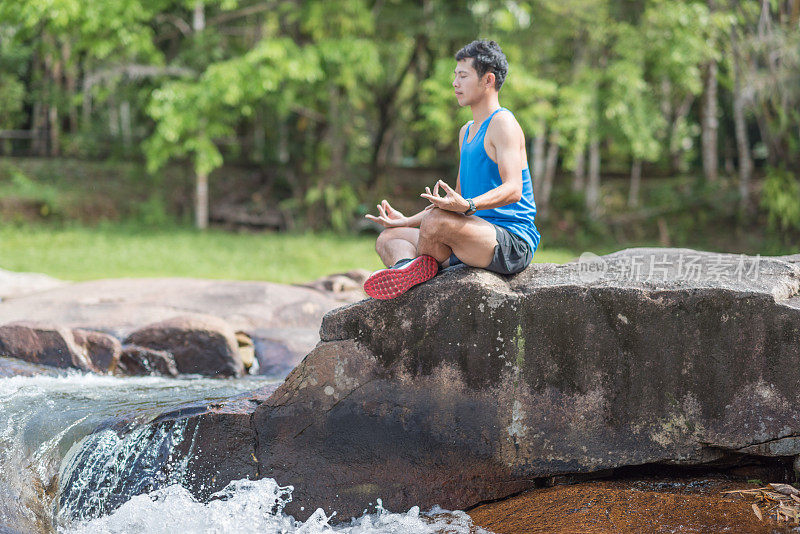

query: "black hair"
left=454, top=40, right=508, bottom=91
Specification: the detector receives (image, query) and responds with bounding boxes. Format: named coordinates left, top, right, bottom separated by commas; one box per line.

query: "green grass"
left=0, top=223, right=578, bottom=284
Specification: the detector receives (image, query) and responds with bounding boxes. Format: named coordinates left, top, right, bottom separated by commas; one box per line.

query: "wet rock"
left=0, top=356, right=61, bottom=378
left=59, top=248, right=800, bottom=522
left=123, top=315, right=244, bottom=377
left=0, top=322, right=99, bottom=372
left=249, top=330, right=308, bottom=377
left=116, top=345, right=179, bottom=377
left=72, top=329, right=122, bottom=373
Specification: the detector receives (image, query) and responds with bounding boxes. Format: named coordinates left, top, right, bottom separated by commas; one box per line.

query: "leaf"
left=752, top=503, right=763, bottom=521
left=769, top=483, right=800, bottom=496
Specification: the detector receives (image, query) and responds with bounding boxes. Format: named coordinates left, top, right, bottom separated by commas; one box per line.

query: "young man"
left=363, top=40, right=540, bottom=300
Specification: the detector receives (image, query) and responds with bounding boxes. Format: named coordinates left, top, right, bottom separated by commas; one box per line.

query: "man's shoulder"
left=492, top=108, right=521, bottom=128
left=487, top=108, right=524, bottom=141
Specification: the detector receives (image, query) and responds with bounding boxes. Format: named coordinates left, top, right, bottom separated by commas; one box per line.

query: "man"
left=363, top=40, right=540, bottom=300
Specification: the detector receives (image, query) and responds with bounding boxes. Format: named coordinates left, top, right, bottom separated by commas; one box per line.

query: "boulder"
left=58, top=248, right=800, bottom=523
left=0, top=322, right=99, bottom=372
left=72, top=329, right=122, bottom=373
left=123, top=315, right=244, bottom=377
left=116, top=345, right=179, bottom=377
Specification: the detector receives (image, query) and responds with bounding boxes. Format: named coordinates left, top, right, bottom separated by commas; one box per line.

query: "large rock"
left=58, top=248, right=800, bottom=522
left=123, top=315, right=244, bottom=377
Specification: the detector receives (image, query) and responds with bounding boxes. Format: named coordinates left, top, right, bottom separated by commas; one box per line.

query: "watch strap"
left=464, top=198, right=477, bottom=216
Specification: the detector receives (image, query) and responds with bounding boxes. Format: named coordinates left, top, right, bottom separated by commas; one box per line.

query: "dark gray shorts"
left=448, top=224, right=533, bottom=275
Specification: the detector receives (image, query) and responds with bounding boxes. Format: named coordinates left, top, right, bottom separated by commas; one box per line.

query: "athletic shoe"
left=363, top=255, right=439, bottom=300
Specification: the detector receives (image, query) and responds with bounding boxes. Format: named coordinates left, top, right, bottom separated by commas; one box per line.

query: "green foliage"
left=0, top=163, right=62, bottom=218
left=2, top=0, right=799, bottom=235
left=761, top=167, right=800, bottom=232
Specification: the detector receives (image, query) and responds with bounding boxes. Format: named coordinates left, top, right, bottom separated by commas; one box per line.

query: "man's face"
left=453, top=58, right=491, bottom=106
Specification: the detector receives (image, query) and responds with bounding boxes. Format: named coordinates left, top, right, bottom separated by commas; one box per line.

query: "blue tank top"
left=459, top=107, right=540, bottom=253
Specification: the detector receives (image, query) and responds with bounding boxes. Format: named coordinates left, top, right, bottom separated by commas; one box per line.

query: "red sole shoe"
left=364, top=255, right=439, bottom=300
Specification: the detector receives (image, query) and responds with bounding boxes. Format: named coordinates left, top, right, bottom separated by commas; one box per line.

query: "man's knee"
left=375, top=227, right=404, bottom=252
left=420, top=208, right=459, bottom=239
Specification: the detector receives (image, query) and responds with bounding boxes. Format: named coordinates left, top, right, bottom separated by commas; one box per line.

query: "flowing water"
left=0, top=369, right=488, bottom=534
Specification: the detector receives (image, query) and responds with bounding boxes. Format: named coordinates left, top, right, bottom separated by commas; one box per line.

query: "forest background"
left=0, top=0, right=798, bottom=282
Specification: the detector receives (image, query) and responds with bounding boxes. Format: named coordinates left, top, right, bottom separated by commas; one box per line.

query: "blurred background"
left=0, top=0, right=798, bottom=284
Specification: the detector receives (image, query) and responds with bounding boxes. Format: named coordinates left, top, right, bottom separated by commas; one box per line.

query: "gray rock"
left=58, top=248, right=800, bottom=522
left=123, top=314, right=244, bottom=377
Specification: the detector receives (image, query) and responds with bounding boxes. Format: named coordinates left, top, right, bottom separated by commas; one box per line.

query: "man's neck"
left=470, top=95, right=501, bottom=125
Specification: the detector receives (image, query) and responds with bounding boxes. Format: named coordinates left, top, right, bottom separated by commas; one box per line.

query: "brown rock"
left=0, top=322, right=98, bottom=372
left=72, top=329, right=121, bottom=373
left=123, top=315, right=243, bottom=377
left=468, top=478, right=792, bottom=534
left=116, top=345, right=179, bottom=377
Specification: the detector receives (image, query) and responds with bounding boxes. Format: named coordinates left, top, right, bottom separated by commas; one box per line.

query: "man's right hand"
left=365, top=199, right=411, bottom=228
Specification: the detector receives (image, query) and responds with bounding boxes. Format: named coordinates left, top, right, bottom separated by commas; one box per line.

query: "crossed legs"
left=375, top=208, right=498, bottom=269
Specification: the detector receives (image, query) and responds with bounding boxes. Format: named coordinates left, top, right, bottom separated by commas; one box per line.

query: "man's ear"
left=484, top=72, right=495, bottom=89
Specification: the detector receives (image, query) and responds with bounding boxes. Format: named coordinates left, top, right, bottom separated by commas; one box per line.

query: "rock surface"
left=0, top=356, right=60, bottom=378
left=58, top=248, right=800, bottom=522
left=72, top=329, right=122, bottom=373
left=0, top=269, right=65, bottom=300
left=0, top=323, right=107, bottom=373
left=468, top=477, right=793, bottom=534
left=0, top=277, right=361, bottom=375
left=123, top=315, right=244, bottom=377
left=116, top=345, right=179, bottom=377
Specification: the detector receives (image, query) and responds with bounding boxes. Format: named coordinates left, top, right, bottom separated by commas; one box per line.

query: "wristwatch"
left=464, top=198, right=477, bottom=216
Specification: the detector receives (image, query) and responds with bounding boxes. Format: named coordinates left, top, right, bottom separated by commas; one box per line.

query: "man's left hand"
left=420, top=180, right=470, bottom=214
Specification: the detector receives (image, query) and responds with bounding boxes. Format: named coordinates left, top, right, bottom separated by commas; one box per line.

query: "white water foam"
left=62, top=478, right=490, bottom=534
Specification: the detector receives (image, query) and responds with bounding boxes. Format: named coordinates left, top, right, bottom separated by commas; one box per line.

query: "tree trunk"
left=572, top=147, right=586, bottom=192
left=540, top=130, right=559, bottom=213
left=628, top=158, right=642, bottom=208
left=586, top=139, right=601, bottom=218
left=193, top=1, right=205, bottom=32
left=532, top=123, right=546, bottom=201
left=669, top=95, right=694, bottom=173
left=195, top=170, right=208, bottom=230
left=367, top=38, right=425, bottom=188
left=326, top=85, right=346, bottom=181
left=701, top=0, right=719, bottom=183
left=120, top=101, right=132, bottom=152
